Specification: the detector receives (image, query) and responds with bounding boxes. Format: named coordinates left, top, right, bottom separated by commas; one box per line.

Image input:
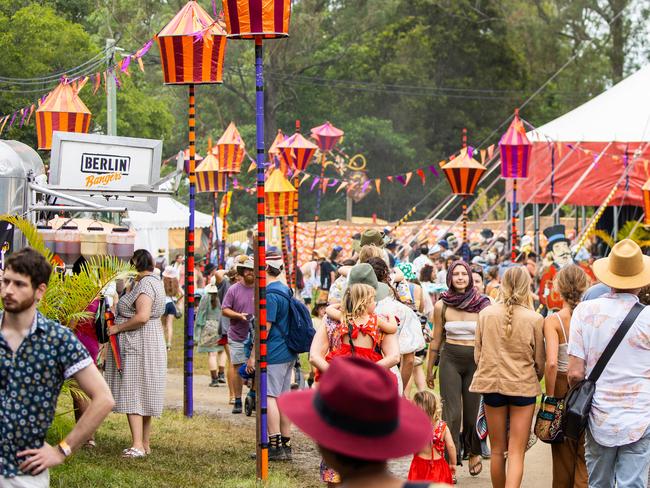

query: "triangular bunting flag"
left=487, top=144, right=494, bottom=159
left=248, top=161, right=256, bottom=173
left=404, top=172, right=413, bottom=186
left=480, top=149, right=486, bottom=164
left=416, top=168, right=426, bottom=185
left=335, top=182, right=348, bottom=193
left=387, top=176, right=393, bottom=183
left=299, top=174, right=311, bottom=187
left=375, top=179, right=381, bottom=195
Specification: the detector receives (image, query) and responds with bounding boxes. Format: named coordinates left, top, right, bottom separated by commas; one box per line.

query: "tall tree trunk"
left=608, top=0, right=627, bottom=82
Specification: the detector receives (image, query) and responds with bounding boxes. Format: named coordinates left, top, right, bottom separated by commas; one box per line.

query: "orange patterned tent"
left=216, top=122, right=245, bottom=173
left=441, top=148, right=486, bottom=196
left=35, top=81, right=91, bottom=150
left=157, top=1, right=227, bottom=85
left=196, top=141, right=230, bottom=192
left=265, top=168, right=296, bottom=216
left=276, top=132, right=318, bottom=172
left=222, top=0, right=291, bottom=39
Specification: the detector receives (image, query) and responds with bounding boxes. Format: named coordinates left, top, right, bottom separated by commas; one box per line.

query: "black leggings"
left=440, top=342, right=482, bottom=462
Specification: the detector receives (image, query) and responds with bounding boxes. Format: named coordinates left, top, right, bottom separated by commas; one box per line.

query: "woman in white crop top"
left=543, top=264, right=589, bottom=488
left=426, top=260, right=490, bottom=477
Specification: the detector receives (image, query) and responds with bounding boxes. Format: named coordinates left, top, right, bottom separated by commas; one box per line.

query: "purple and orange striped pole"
left=254, top=37, right=269, bottom=480
left=184, top=83, right=196, bottom=418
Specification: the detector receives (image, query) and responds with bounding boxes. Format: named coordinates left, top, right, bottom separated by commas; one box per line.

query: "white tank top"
left=444, top=321, right=477, bottom=341
left=555, top=314, right=569, bottom=373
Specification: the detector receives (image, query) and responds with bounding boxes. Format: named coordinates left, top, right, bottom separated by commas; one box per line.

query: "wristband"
left=58, top=440, right=72, bottom=458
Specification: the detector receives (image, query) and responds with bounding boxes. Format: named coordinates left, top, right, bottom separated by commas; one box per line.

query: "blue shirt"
left=266, top=281, right=298, bottom=365
left=0, top=311, right=91, bottom=478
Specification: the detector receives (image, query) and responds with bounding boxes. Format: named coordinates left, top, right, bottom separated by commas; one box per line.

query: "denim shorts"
left=163, top=301, right=177, bottom=316
left=483, top=393, right=536, bottom=408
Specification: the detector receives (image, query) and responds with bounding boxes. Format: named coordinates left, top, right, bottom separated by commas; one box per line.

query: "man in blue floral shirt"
left=0, top=248, right=114, bottom=487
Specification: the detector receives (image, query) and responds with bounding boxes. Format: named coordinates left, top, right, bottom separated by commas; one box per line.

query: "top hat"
left=543, top=224, right=571, bottom=253
left=592, top=239, right=650, bottom=289
left=277, top=357, right=431, bottom=461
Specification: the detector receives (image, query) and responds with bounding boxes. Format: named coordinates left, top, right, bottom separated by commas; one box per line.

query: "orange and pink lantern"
left=35, top=80, right=91, bottom=150
left=310, top=121, right=344, bottom=249
left=499, top=109, right=533, bottom=256
left=442, top=133, right=486, bottom=245
left=157, top=0, right=227, bottom=419
left=265, top=168, right=296, bottom=217
left=276, top=125, right=317, bottom=288
left=216, top=121, right=245, bottom=174
left=196, top=140, right=229, bottom=193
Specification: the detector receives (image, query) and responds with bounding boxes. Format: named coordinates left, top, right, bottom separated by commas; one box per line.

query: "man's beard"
left=243, top=275, right=255, bottom=286
left=2, top=294, right=36, bottom=314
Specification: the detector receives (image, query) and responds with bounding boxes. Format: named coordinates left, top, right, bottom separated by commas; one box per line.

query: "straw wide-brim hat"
left=592, top=239, right=650, bottom=289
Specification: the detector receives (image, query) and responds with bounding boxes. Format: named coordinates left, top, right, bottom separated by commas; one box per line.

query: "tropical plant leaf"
left=0, top=216, right=135, bottom=326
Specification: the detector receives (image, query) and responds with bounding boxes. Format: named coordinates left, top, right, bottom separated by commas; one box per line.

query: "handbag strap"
left=587, top=302, right=644, bottom=382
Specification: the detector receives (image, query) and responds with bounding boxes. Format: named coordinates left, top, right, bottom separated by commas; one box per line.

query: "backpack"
left=266, top=286, right=316, bottom=354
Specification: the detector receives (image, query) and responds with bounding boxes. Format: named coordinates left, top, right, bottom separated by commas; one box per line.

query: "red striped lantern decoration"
left=35, top=81, right=91, bottom=150
left=276, top=132, right=318, bottom=172
left=196, top=139, right=230, bottom=192
left=311, top=121, right=344, bottom=152
left=222, top=0, right=291, bottom=39
left=265, top=168, right=296, bottom=216
left=216, top=121, right=245, bottom=173
left=643, top=180, right=650, bottom=225
left=442, top=148, right=486, bottom=196
left=499, top=109, right=532, bottom=178
left=156, top=1, right=227, bottom=85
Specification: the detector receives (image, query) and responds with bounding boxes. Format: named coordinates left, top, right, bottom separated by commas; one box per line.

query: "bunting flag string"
left=0, top=36, right=155, bottom=135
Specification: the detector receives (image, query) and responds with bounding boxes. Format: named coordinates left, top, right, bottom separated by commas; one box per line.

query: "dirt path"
left=164, top=369, right=552, bottom=487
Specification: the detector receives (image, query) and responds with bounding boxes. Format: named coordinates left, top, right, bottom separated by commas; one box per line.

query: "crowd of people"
left=1, top=219, right=649, bottom=488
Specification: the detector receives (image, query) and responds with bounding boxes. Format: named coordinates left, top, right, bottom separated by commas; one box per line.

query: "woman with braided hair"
left=470, top=266, right=545, bottom=488
left=543, top=264, right=589, bottom=488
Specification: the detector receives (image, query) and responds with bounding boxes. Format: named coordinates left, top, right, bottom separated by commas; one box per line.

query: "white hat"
left=266, top=251, right=284, bottom=270
left=162, top=265, right=179, bottom=279
left=428, top=244, right=442, bottom=256
left=205, top=283, right=219, bottom=294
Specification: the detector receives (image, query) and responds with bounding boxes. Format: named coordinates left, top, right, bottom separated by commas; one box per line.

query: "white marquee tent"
left=124, top=197, right=221, bottom=255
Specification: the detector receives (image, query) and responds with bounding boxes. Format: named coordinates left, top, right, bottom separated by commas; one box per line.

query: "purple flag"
left=19, top=108, right=28, bottom=128
left=121, top=55, right=131, bottom=73
left=328, top=179, right=339, bottom=187
left=8, top=111, right=17, bottom=129
left=310, top=177, right=321, bottom=191
left=396, top=175, right=406, bottom=185
left=428, top=165, right=439, bottom=177
left=212, top=0, right=218, bottom=17
left=361, top=180, right=370, bottom=193
left=139, top=39, right=153, bottom=57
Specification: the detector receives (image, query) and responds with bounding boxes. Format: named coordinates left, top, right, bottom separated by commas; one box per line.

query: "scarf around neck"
left=440, top=260, right=491, bottom=313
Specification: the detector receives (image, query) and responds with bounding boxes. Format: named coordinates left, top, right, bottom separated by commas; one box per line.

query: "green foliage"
left=0, top=0, right=649, bottom=225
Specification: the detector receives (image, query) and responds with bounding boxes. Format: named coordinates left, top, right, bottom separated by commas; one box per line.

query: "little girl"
left=408, top=391, right=456, bottom=484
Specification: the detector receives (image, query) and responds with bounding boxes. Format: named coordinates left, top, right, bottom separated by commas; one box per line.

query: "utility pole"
left=106, top=38, right=117, bottom=136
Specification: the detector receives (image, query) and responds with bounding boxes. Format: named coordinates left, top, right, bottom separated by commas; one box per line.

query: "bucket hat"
left=278, top=356, right=431, bottom=461
left=162, top=265, right=179, bottom=279
left=204, top=283, right=219, bottom=294
left=236, top=255, right=254, bottom=271
left=266, top=251, right=284, bottom=270
left=360, top=229, right=387, bottom=248
left=592, top=239, right=650, bottom=289
left=345, top=263, right=390, bottom=301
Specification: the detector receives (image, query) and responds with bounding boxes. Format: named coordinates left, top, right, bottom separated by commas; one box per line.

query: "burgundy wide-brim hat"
left=278, top=357, right=431, bottom=461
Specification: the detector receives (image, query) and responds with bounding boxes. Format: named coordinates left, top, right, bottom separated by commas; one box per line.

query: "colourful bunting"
left=416, top=168, right=426, bottom=185
left=375, top=179, right=381, bottom=195
left=404, top=172, right=413, bottom=186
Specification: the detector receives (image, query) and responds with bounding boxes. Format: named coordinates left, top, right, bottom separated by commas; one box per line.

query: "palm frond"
left=592, top=229, right=615, bottom=248
left=0, top=214, right=54, bottom=264
left=0, top=216, right=136, bottom=326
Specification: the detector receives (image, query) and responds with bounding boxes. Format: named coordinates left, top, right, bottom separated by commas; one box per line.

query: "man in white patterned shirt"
left=568, top=240, right=650, bottom=488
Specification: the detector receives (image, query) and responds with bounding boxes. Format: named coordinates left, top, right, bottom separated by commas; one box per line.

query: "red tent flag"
left=311, top=121, right=344, bottom=152
left=499, top=109, right=532, bottom=179
left=442, top=148, right=486, bottom=196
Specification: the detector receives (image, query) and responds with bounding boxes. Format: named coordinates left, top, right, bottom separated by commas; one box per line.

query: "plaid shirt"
left=0, top=311, right=91, bottom=478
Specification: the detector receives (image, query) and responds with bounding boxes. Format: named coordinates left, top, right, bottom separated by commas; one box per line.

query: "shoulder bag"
left=562, top=302, right=644, bottom=441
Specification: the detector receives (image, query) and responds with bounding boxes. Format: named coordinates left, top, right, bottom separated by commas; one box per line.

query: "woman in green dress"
left=196, top=282, right=226, bottom=387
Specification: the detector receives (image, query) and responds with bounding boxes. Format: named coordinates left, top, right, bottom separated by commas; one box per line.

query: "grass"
left=48, top=397, right=319, bottom=488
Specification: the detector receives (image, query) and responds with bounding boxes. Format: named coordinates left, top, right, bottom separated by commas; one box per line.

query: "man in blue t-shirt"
left=248, top=251, right=297, bottom=461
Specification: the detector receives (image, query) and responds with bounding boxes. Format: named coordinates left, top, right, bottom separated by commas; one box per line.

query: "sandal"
left=469, top=455, right=483, bottom=477
left=122, top=447, right=146, bottom=458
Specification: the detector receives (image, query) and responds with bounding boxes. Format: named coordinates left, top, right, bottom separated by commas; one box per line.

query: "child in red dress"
left=408, top=391, right=457, bottom=485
